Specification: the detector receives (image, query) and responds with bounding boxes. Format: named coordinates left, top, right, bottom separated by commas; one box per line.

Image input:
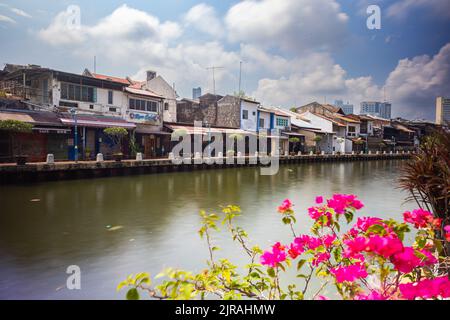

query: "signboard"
left=128, top=112, right=160, bottom=125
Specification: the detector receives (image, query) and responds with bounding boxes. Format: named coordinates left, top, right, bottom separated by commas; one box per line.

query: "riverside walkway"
left=0, top=152, right=412, bottom=184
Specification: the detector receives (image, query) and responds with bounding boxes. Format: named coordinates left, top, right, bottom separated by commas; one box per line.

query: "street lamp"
left=204, top=120, right=211, bottom=157
left=70, top=108, right=78, bottom=163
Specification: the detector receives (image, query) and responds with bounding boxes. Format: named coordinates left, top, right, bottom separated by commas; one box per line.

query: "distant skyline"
left=1, top=0, right=449, bottom=120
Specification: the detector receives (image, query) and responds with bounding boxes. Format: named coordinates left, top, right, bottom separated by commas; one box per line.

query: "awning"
left=0, top=112, right=35, bottom=123
left=283, top=132, right=305, bottom=137
left=165, top=124, right=257, bottom=136
left=135, top=124, right=171, bottom=135
left=60, top=118, right=136, bottom=129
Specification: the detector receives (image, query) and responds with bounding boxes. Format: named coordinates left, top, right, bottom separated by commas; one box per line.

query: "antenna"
left=238, top=61, right=243, bottom=95
left=206, top=66, right=224, bottom=95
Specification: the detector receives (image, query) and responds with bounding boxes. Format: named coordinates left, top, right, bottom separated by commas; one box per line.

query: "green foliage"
left=128, top=131, right=141, bottom=156
left=289, top=137, right=300, bottom=143
left=313, top=136, right=322, bottom=142
left=0, top=120, right=33, bottom=133
left=103, top=127, right=128, bottom=150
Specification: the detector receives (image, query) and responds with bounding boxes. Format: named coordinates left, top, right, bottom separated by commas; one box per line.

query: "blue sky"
left=1, top=0, right=449, bottom=119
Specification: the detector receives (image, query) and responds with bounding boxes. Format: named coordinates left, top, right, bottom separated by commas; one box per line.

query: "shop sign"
left=129, top=112, right=160, bottom=124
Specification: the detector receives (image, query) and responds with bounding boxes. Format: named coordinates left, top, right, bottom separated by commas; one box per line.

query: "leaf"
left=126, top=288, right=140, bottom=300
left=297, top=259, right=306, bottom=271
left=116, top=280, right=129, bottom=292
left=267, top=267, right=276, bottom=278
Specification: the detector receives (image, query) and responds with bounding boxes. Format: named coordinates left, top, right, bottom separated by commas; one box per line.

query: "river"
left=0, top=160, right=416, bottom=299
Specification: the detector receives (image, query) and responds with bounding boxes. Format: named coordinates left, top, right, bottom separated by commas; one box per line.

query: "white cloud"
left=225, top=0, right=349, bottom=52
left=385, top=43, right=450, bottom=118
left=387, top=0, right=450, bottom=19
left=36, top=3, right=448, bottom=120
left=184, top=3, right=223, bottom=37
left=0, top=14, right=15, bottom=24
left=10, top=7, right=31, bottom=18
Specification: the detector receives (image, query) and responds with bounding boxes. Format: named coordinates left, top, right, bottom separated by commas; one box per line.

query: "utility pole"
left=238, top=61, right=242, bottom=96
left=206, top=66, right=224, bottom=95
left=94, top=56, right=96, bottom=74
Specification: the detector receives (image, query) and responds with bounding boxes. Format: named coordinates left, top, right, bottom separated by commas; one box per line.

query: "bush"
left=103, top=127, right=128, bottom=153
left=118, top=195, right=450, bottom=300
left=0, top=120, right=33, bottom=133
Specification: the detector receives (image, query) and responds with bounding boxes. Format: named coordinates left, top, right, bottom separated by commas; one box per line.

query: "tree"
left=399, top=128, right=450, bottom=258
left=313, top=135, right=323, bottom=153
left=103, top=127, right=128, bottom=155
left=0, top=120, right=33, bottom=156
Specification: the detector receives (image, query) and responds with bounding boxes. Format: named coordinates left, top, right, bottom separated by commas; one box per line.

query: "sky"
left=0, top=0, right=449, bottom=120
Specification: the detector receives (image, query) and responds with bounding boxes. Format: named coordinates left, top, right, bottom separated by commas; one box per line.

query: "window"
left=164, top=102, right=169, bottom=111
left=108, top=90, right=113, bottom=105
left=276, top=117, right=289, bottom=127
left=242, top=110, right=248, bottom=120
left=259, top=118, right=265, bottom=128
left=61, top=82, right=96, bottom=103
left=252, top=111, right=256, bottom=116
left=109, top=107, right=117, bottom=112
left=129, top=98, right=159, bottom=112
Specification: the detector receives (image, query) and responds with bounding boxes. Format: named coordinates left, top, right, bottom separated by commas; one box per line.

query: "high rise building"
left=360, top=101, right=392, bottom=119
left=334, top=100, right=354, bottom=115
left=436, top=97, right=450, bottom=125
left=193, top=87, right=202, bottom=100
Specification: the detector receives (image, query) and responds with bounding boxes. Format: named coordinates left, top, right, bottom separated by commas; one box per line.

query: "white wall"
left=145, top=76, right=177, bottom=122
left=301, top=112, right=333, bottom=133
left=240, top=100, right=259, bottom=131
left=258, top=111, right=271, bottom=131
left=53, top=79, right=128, bottom=117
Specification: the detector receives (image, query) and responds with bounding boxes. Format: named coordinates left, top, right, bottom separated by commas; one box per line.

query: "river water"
left=0, top=160, right=416, bottom=299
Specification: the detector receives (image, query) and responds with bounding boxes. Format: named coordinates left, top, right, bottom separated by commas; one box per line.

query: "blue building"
left=334, top=100, right=354, bottom=115
left=360, top=101, right=392, bottom=119
left=192, top=87, right=202, bottom=100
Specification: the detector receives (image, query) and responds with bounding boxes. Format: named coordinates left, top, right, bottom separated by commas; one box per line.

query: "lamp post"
left=70, top=108, right=78, bottom=163
left=204, top=121, right=211, bottom=157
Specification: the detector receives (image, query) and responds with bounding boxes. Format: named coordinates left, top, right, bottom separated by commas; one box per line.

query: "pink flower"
left=278, top=199, right=293, bottom=214
left=355, top=217, right=384, bottom=232
left=315, top=196, right=324, bottom=204
left=344, top=235, right=403, bottom=258
left=355, top=291, right=388, bottom=300
left=260, top=242, right=287, bottom=268
left=308, top=206, right=322, bottom=220
left=403, top=209, right=436, bottom=229
left=390, top=247, right=421, bottom=273
left=418, top=249, right=437, bottom=266
left=312, top=252, right=331, bottom=266
left=330, top=263, right=368, bottom=283
left=316, top=295, right=329, bottom=300
left=400, top=276, right=450, bottom=300
left=327, top=194, right=364, bottom=214
left=321, top=234, right=336, bottom=248
left=444, top=225, right=450, bottom=242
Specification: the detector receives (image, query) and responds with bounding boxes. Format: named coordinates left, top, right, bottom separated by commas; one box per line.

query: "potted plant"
left=103, top=127, right=128, bottom=162
left=0, top=119, right=33, bottom=165
left=313, top=135, right=322, bottom=154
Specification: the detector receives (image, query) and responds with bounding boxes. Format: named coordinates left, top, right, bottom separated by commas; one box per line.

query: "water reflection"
left=0, top=160, right=414, bottom=299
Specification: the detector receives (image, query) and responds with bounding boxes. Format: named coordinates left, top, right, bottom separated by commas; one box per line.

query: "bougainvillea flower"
left=315, top=196, right=324, bottom=204
left=312, top=252, right=331, bottom=267
left=327, top=194, right=364, bottom=214
left=278, top=199, right=293, bottom=214
left=330, top=263, right=368, bottom=283
left=403, top=209, right=440, bottom=229
left=355, top=290, right=388, bottom=300
left=260, top=242, right=287, bottom=268
left=321, top=234, right=336, bottom=248
left=390, top=247, right=421, bottom=273
left=355, top=217, right=384, bottom=232
left=400, top=276, right=450, bottom=300
left=445, top=225, right=450, bottom=242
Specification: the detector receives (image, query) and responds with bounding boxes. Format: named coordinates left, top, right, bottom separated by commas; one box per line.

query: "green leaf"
left=126, top=288, right=140, bottom=300
left=267, top=267, right=276, bottom=278
left=297, top=259, right=306, bottom=271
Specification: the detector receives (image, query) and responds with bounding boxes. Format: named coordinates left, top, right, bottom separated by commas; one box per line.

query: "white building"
left=298, top=111, right=350, bottom=153
left=240, top=98, right=260, bottom=132
left=143, top=71, right=178, bottom=123
left=436, top=97, right=450, bottom=125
